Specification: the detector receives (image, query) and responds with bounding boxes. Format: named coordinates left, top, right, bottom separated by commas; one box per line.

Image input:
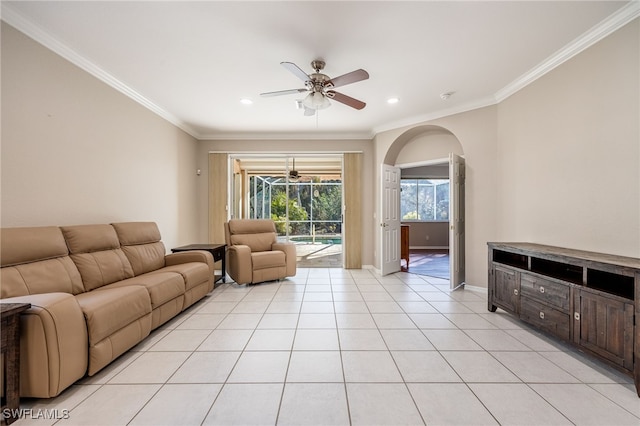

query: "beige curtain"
left=209, top=153, right=228, bottom=244
left=343, top=153, right=362, bottom=268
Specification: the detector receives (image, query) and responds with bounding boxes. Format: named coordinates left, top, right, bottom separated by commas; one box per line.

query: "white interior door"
left=381, top=164, right=401, bottom=275
left=449, top=153, right=465, bottom=290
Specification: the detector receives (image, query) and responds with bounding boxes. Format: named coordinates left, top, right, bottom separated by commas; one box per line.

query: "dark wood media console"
left=487, top=242, right=640, bottom=397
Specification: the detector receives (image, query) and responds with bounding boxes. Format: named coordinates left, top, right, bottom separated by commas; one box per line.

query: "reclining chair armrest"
left=165, top=250, right=214, bottom=276
left=227, top=245, right=253, bottom=285
left=272, top=242, right=297, bottom=277
left=1, top=293, right=88, bottom=398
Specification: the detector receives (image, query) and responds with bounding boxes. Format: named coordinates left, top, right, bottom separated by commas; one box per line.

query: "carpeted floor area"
left=402, top=249, right=450, bottom=279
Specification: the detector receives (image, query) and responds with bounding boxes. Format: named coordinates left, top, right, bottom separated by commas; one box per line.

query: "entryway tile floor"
left=17, top=269, right=640, bottom=425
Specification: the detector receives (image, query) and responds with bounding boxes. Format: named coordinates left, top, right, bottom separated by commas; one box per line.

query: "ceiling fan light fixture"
left=303, top=92, right=331, bottom=110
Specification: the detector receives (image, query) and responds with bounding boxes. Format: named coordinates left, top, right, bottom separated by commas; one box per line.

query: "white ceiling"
left=3, top=1, right=637, bottom=140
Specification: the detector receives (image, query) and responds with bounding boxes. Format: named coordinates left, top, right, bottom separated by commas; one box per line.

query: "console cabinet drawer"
left=520, top=296, right=571, bottom=341
left=520, top=273, right=570, bottom=311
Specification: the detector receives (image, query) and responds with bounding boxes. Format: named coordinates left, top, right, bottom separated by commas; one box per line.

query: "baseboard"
left=463, top=283, right=488, bottom=294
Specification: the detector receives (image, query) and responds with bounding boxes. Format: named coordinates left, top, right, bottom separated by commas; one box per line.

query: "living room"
left=1, top=1, right=639, bottom=425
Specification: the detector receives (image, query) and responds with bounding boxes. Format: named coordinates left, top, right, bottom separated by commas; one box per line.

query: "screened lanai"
left=230, top=156, right=344, bottom=268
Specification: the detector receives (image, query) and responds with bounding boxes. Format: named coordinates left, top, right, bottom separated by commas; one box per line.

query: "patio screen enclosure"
left=249, top=175, right=342, bottom=242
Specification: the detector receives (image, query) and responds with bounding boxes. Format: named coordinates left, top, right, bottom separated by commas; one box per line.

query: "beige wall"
left=401, top=222, right=449, bottom=248
left=1, top=23, right=201, bottom=249
left=396, top=132, right=463, bottom=165
left=195, top=139, right=376, bottom=266
left=496, top=18, right=639, bottom=257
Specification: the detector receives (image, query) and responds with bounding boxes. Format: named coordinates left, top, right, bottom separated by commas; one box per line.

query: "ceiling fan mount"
left=260, top=60, right=369, bottom=115
left=310, top=60, right=325, bottom=72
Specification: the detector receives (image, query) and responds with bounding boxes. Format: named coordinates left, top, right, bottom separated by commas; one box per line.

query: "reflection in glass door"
left=233, top=156, right=343, bottom=267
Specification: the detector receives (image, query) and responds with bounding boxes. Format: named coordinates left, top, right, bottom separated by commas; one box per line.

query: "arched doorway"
left=380, top=125, right=465, bottom=290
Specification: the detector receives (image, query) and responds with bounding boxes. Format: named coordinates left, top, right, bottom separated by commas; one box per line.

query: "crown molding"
left=494, top=1, right=640, bottom=102
left=198, top=131, right=374, bottom=141
left=372, top=95, right=499, bottom=136
left=1, top=3, right=201, bottom=139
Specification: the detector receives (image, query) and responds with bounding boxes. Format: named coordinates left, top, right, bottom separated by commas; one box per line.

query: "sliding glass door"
left=232, top=155, right=343, bottom=267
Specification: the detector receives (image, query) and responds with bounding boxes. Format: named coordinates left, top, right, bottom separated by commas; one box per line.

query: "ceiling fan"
left=288, top=158, right=299, bottom=182
left=260, top=60, right=369, bottom=115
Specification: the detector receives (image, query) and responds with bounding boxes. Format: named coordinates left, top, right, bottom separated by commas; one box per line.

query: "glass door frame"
left=228, top=153, right=344, bottom=245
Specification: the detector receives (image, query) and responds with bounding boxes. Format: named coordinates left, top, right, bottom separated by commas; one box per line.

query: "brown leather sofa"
left=224, top=219, right=296, bottom=285
left=0, top=222, right=214, bottom=398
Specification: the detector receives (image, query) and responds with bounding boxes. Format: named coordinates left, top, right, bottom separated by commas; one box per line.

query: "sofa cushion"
left=230, top=233, right=276, bottom=253
left=112, top=222, right=166, bottom=275
left=121, top=241, right=166, bottom=276
left=157, top=263, right=210, bottom=291
left=99, top=272, right=185, bottom=309
left=1, top=258, right=84, bottom=298
left=1, top=227, right=84, bottom=297
left=227, top=219, right=277, bottom=252
left=112, top=221, right=161, bottom=245
left=251, top=251, right=286, bottom=270
left=61, top=224, right=134, bottom=291
left=1, top=226, right=68, bottom=267
left=75, top=286, right=152, bottom=345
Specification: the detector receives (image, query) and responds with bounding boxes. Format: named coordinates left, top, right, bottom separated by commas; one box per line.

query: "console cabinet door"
left=577, top=290, right=634, bottom=370
left=491, top=265, right=519, bottom=315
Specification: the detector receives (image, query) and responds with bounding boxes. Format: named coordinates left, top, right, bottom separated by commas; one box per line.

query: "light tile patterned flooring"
left=18, top=268, right=639, bottom=425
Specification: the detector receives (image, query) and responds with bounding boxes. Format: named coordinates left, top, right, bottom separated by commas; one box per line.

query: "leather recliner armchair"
left=224, top=219, right=297, bottom=285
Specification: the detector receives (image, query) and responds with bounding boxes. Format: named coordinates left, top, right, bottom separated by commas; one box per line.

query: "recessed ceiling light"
left=240, top=98, right=253, bottom=105
left=387, top=97, right=399, bottom=104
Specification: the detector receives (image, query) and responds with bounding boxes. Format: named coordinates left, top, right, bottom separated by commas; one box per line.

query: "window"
left=400, top=179, right=449, bottom=221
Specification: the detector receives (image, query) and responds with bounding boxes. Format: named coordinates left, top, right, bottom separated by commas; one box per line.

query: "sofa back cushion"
left=226, top=219, right=277, bottom=253
left=61, top=224, right=134, bottom=291
left=112, top=222, right=166, bottom=275
left=0, top=226, right=84, bottom=298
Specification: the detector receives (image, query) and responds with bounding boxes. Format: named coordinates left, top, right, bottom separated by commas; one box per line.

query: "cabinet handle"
left=513, top=289, right=518, bottom=296
left=539, top=311, right=545, bottom=319
left=539, top=286, right=545, bottom=294
left=574, top=312, right=580, bottom=321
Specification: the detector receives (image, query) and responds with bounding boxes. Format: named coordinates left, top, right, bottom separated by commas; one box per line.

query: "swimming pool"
left=290, top=236, right=342, bottom=245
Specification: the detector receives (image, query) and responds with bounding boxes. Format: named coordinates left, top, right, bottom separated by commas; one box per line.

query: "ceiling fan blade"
left=260, top=88, right=308, bottom=97
left=325, top=69, right=369, bottom=89
left=281, top=62, right=310, bottom=82
left=326, top=91, right=366, bottom=110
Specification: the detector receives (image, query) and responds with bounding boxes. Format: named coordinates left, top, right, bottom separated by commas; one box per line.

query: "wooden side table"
left=171, top=244, right=227, bottom=284
left=401, top=225, right=410, bottom=268
left=1, top=303, right=31, bottom=425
